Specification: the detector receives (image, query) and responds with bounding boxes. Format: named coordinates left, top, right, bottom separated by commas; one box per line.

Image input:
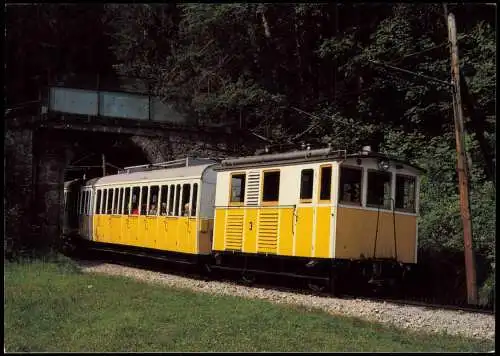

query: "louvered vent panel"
left=257, top=210, right=279, bottom=253
left=224, top=210, right=244, bottom=250
left=246, top=171, right=260, bottom=206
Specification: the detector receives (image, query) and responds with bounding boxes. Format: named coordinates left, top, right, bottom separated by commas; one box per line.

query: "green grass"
left=4, top=256, right=495, bottom=352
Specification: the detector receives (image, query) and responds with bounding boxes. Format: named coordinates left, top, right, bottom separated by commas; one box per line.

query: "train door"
left=157, top=184, right=169, bottom=251
left=314, top=164, right=333, bottom=258
left=145, top=185, right=159, bottom=249
left=295, top=167, right=315, bottom=257
left=127, top=186, right=140, bottom=246
left=165, top=184, right=178, bottom=251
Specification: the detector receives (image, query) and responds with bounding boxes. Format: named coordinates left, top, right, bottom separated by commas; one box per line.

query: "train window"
left=175, top=184, right=181, bottom=216
left=103, top=189, right=109, bottom=214
left=82, top=191, right=86, bottom=215
left=160, top=185, right=168, bottom=215
left=86, top=191, right=91, bottom=215
left=113, top=188, right=119, bottom=214
left=124, top=187, right=131, bottom=214
left=367, top=170, right=392, bottom=209
left=396, top=175, right=416, bottom=213
left=149, top=186, right=159, bottom=215
left=140, top=186, right=149, bottom=215
left=300, top=169, right=314, bottom=201
left=339, top=167, right=362, bottom=205
left=319, top=165, right=332, bottom=201
left=230, top=173, right=245, bottom=204
left=181, top=184, right=191, bottom=216
left=191, top=183, right=198, bottom=216
left=169, top=185, right=175, bottom=216
left=131, top=187, right=140, bottom=214
left=107, top=189, right=114, bottom=214
left=115, top=189, right=121, bottom=215
left=119, top=188, right=124, bottom=214
left=96, top=190, right=102, bottom=214
left=78, top=192, right=82, bottom=214
left=262, top=170, right=280, bottom=203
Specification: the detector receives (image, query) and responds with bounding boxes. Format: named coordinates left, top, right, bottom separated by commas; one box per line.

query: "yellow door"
left=295, top=207, right=314, bottom=257
left=213, top=209, right=226, bottom=251
left=165, top=217, right=178, bottom=251
left=145, top=216, right=157, bottom=249
left=278, top=208, right=294, bottom=256
left=314, top=206, right=331, bottom=258
left=127, top=216, right=139, bottom=246
left=243, top=208, right=258, bottom=253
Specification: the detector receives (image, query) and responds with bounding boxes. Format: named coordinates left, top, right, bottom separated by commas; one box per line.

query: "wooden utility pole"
left=446, top=12, right=478, bottom=305
left=101, top=154, right=106, bottom=176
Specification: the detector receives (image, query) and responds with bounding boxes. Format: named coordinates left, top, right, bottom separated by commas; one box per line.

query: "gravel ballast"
left=77, top=261, right=495, bottom=341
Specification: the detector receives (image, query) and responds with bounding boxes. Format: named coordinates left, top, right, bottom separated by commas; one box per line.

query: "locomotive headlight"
left=378, top=159, right=390, bottom=171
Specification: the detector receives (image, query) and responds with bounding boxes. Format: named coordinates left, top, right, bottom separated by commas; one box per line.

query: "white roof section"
left=90, top=163, right=215, bottom=187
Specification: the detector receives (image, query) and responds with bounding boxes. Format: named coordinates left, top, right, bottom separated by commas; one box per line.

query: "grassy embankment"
left=4, top=255, right=494, bottom=352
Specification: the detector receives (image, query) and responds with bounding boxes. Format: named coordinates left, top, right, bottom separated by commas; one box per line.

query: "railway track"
left=75, top=248, right=495, bottom=316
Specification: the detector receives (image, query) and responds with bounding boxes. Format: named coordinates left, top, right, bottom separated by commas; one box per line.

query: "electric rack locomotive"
left=62, top=147, right=422, bottom=293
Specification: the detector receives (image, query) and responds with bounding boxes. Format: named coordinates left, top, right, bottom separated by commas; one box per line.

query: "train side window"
left=87, top=191, right=91, bottom=215
left=160, top=185, right=168, bottom=215
left=181, top=184, right=191, bottom=216
left=96, top=190, right=102, bottom=214
left=396, top=175, right=416, bottom=213
left=124, top=187, right=131, bottom=214
left=191, top=183, right=198, bottom=216
left=319, top=165, right=332, bottom=201
left=339, top=167, right=362, bottom=205
left=140, top=186, right=149, bottom=215
left=119, top=188, right=124, bottom=215
left=102, top=189, right=108, bottom=215
left=367, top=170, right=392, bottom=210
left=300, top=169, right=314, bottom=202
left=262, top=170, right=280, bottom=204
left=113, top=188, right=119, bottom=214
left=78, top=192, right=82, bottom=214
left=131, top=187, right=140, bottom=214
left=149, top=186, right=159, bottom=215
left=107, top=189, right=114, bottom=214
left=175, top=184, right=181, bottom=216
left=230, top=173, right=245, bottom=205
left=82, top=191, right=87, bottom=215
left=116, top=188, right=121, bottom=215
left=169, top=185, right=175, bottom=216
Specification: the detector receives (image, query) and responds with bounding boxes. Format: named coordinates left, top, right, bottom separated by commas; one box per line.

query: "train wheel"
left=241, top=272, right=256, bottom=285
left=307, top=280, right=326, bottom=294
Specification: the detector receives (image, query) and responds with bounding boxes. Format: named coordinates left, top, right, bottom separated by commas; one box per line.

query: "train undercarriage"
left=60, top=233, right=412, bottom=297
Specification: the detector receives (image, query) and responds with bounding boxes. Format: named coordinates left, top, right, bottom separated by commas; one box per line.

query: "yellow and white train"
left=63, top=147, right=422, bottom=292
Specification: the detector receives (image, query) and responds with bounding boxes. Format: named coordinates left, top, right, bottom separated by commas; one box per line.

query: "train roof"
left=214, top=148, right=424, bottom=173
left=84, top=163, right=216, bottom=187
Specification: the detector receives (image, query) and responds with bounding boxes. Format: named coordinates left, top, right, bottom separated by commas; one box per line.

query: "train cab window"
left=113, top=188, right=119, bottom=214
left=262, top=171, right=280, bottom=203
left=83, top=191, right=87, bottom=215
left=230, top=173, right=245, bottom=204
left=191, top=183, right=198, bottom=216
left=300, top=169, right=314, bottom=201
left=175, top=184, right=181, bottom=216
left=319, top=165, right=332, bottom=201
left=107, top=189, right=114, bottom=214
left=140, top=186, right=149, bottom=215
left=339, top=167, right=362, bottom=205
left=181, top=184, right=191, bottom=216
left=169, top=185, right=175, bottom=216
left=396, top=175, right=416, bottom=213
left=160, top=185, right=168, bottom=215
left=124, top=187, right=131, bottom=214
left=96, top=190, right=102, bottom=214
left=131, top=187, right=140, bottom=214
left=149, top=186, right=159, bottom=215
left=367, top=170, right=392, bottom=210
